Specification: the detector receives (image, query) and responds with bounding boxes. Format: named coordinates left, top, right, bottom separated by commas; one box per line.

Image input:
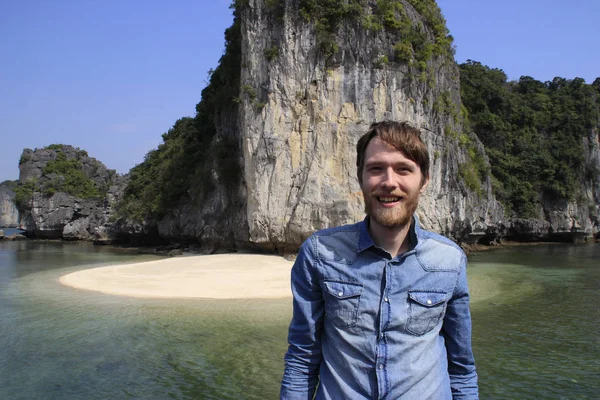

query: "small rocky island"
left=13, top=145, right=127, bottom=243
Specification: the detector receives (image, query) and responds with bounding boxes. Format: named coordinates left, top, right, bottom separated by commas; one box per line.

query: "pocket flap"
left=408, top=291, right=447, bottom=307
left=323, top=280, right=363, bottom=299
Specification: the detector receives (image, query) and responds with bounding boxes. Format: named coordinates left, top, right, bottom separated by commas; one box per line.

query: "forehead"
left=364, top=137, right=415, bottom=165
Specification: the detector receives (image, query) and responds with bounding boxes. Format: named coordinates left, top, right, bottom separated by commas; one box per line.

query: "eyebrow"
left=365, top=160, right=416, bottom=168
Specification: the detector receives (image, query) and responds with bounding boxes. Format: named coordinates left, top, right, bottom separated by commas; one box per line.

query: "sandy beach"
left=59, top=254, right=294, bottom=299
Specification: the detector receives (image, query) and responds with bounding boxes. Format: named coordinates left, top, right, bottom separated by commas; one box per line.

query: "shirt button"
left=427, top=299, right=432, bottom=305
left=384, top=297, right=389, bottom=302
left=338, top=291, right=344, bottom=296
left=379, top=364, right=384, bottom=370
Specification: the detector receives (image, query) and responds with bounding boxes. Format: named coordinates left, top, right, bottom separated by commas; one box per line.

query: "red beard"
left=363, top=191, right=419, bottom=229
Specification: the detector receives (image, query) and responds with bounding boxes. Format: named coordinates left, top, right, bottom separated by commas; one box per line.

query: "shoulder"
left=311, top=222, right=362, bottom=240
left=416, top=228, right=466, bottom=272
left=303, top=222, right=362, bottom=264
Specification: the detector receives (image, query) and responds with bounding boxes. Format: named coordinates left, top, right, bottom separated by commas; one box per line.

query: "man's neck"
left=368, top=218, right=413, bottom=258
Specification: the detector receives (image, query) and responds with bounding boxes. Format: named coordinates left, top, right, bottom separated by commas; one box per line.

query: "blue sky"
left=1, top=0, right=598, bottom=182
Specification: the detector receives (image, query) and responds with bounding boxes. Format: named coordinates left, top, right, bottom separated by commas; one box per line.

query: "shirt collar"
left=358, top=217, right=375, bottom=253
left=409, top=215, right=422, bottom=251
left=357, top=215, right=422, bottom=254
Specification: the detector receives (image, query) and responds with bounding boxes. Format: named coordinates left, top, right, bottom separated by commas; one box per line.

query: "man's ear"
left=419, top=176, right=430, bottom=194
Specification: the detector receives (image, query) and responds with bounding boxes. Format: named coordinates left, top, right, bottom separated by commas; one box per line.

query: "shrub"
left=14, top=178, right=37, bottom=208
left=42, top=151, right=100, bottom=199
left=45, top=144, right=65, bottom=151
left=19, top=153, right=31, bottom=165
left=394, top=41, right=412, bottom=62
left=374, top=55, right=389, bottom=68
left=241, top=85, right=257, bottom=100
left=458, top=163, right=482, bottom=196
left=264, top=44, right=280, bottom=61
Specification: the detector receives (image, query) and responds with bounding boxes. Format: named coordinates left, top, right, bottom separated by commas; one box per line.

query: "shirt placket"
left=376, top=260, right=392, bottom=400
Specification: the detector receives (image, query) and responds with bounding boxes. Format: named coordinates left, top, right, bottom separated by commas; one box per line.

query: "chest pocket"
left=406, top=290, right=448, bottom=336
left=322, top=280, right=363, bottom=328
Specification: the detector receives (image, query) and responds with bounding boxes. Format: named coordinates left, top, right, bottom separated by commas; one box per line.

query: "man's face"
left=360, top=137, right=428, bottom=229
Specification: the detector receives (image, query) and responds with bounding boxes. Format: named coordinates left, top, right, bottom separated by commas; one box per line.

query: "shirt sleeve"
left=442, top=251, right=479, bottom=400
left=280, top=236, right=324, bottom=400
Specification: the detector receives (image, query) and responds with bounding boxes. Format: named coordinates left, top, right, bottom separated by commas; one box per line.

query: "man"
left=281, top=121, right=478, bottom=399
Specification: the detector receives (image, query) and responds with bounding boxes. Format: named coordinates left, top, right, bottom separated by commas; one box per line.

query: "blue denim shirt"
left=281, top=217, right=478, bottom=400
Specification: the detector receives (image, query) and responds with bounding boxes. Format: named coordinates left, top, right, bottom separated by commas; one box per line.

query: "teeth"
left=378, top=197, right=400, bottom=203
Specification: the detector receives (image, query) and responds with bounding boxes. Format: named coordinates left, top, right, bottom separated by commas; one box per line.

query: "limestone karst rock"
left=13, top=1, right=599, bottom=247
left=152, top=0, right=505, bottom=251
left=16, top=145, right=126, bottom=242
left=0, top=182, right=19, bottom=228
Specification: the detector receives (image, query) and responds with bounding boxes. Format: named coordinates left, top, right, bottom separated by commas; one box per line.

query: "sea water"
left=0, top=239, right=598, bottom=399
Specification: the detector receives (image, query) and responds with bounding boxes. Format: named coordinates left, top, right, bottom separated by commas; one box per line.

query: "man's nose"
left=381, top=168, right=397, bottom=188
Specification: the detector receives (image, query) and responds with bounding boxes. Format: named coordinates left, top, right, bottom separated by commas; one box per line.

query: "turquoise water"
left=1, top=240, right=599, bottom=399
left=467, top=244, right=600, bottom=399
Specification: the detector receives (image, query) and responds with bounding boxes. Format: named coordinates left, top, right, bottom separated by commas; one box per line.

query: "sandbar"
left=60, top=254, right=294, bottom=299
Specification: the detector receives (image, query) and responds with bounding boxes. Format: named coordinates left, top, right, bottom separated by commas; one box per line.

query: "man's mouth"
left=377, top=196, right=402, bottom=204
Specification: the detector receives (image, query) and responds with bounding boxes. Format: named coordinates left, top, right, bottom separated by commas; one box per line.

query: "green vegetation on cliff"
left=298, top=0, right=453, bottom=68
left=0, top=180, right=18, bottom=190
left=114, top=1, right=599, bottom=226
left=117, top=1, right=456, bottom=222
left=118, top=6, right=243, bottom=221
left=298, top=0, right=363, bottom=58
left=14, top=145, right=101, bottom=207
left=41, top=151, right=99, bottom=198
left=460, top=60, right=600, bottom=217
left=14, top=179, right=36, bottom=208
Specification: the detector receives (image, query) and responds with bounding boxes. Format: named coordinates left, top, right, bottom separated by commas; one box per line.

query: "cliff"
left=483, top=129, right=600, bottom=243
left=459, top=62, right=600, bottom=242
left=17, top=1, right=598, bottom=247
left=0, top=181, right=19, bottom=227
left=16, top=145, right=126, bottom=241
left=119, top=0, right=505, bottom=252
left=235, top=0, right=507, bottom=249
left=535, top=129, right=600, bottom=242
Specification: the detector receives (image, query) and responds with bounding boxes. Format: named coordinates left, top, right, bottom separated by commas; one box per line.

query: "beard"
left=363, top=191, right=419, bottom=229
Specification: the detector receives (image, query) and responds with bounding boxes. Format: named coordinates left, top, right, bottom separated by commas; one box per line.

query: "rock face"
left=501, top=130, right=600, bottom=242
left=540, top=130, right=600, bottom=240
left=15, top=1, right=598, bottom=247
left=0, top=181, right=19, bottom=227
left=153, top=0, right=506, bottom=251
left=239, top=1, right=505, bottom=248
left=143, top=0, right=599, bottom=250
left=17, top=146, right=127, bottom=241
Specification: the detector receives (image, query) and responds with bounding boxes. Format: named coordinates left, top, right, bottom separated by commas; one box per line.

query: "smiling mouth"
left=377, top=196, right=402, bottom=203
